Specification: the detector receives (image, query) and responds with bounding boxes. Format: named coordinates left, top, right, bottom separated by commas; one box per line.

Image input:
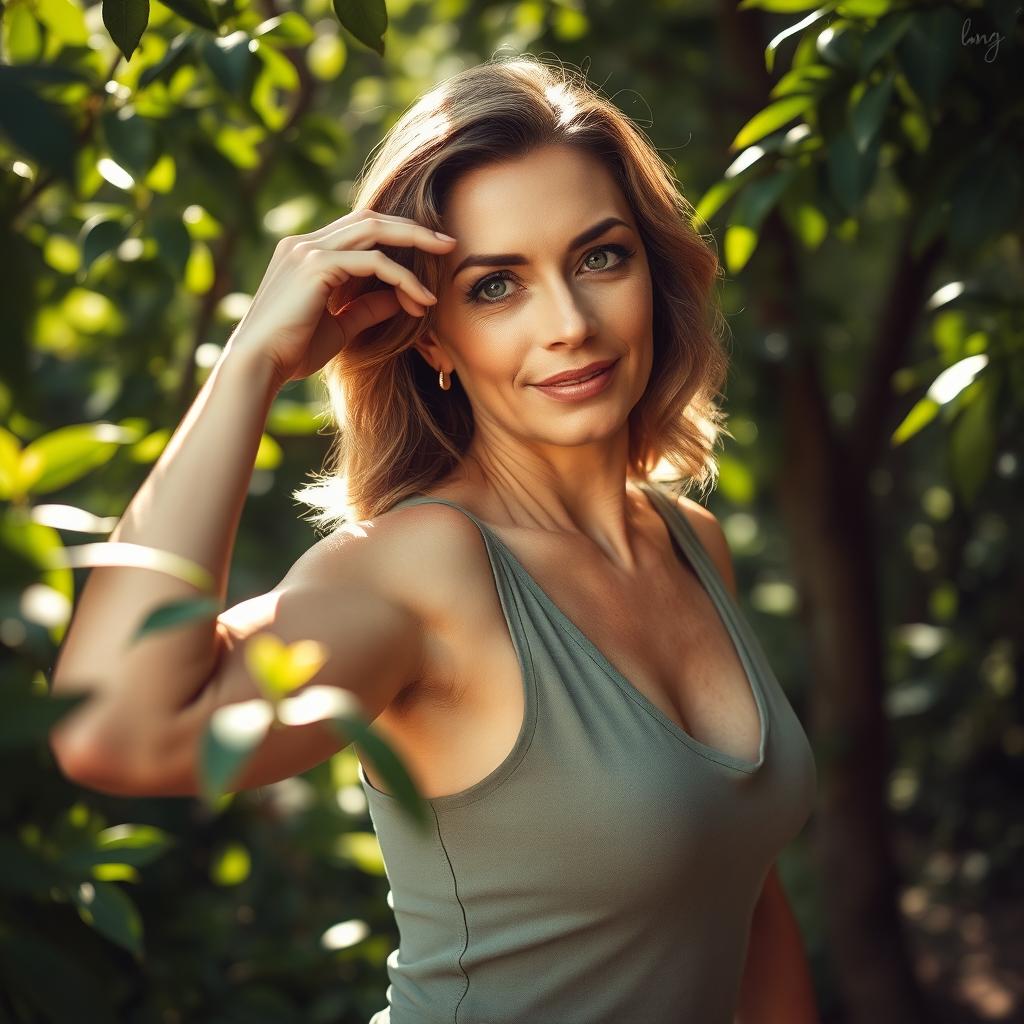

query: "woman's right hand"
left=224, top=209, right=456, bottom=389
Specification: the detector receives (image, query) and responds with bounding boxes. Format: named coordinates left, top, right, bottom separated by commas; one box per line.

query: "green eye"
left=464, top=244, right=637, bottom=305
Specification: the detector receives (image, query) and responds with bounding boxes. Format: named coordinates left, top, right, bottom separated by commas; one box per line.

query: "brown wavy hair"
left=292, top=53, right=731, bottom=532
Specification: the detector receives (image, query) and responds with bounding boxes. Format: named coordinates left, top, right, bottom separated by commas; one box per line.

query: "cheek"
left=609, top=273, right=653, bottom=339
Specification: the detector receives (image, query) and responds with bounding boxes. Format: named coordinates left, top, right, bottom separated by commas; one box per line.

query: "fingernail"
left=434, top=231, right=456, bottom=241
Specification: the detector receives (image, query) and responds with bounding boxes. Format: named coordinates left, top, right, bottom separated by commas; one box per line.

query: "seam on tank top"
left=431, top=803, right=471, bottom=1022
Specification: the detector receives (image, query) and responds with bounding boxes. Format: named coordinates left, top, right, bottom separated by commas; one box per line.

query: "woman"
left=50, top=55, right=819, bottom=1024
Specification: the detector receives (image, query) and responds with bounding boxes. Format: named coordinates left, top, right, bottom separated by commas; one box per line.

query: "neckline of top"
left=393, top=481, right=769, bottom=775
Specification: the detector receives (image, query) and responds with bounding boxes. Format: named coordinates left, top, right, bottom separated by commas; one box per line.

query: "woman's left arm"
left=734, top=863, right=820, bottom=1024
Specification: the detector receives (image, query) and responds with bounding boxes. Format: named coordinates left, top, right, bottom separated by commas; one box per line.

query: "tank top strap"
left=635, top=480, right=733, bottom=608
left=390, top=492, right=505, bottom=551
left=389, top=491, right=532, bottom=606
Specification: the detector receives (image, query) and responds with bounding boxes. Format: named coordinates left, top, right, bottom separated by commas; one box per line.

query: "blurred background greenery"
left=1, top=0, right=1022, bottom=1021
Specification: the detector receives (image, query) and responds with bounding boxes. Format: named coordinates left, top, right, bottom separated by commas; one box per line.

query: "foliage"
left=1, top=0, right=1021, bottom=1019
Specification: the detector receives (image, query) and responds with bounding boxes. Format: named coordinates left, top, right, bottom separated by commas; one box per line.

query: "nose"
left=536, top=272, right=598, bottom=348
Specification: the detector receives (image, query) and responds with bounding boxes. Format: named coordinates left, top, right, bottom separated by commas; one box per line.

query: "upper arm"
left=675, top=494, right=738, bottom=599
left=72, top=509, right=451, bottom=798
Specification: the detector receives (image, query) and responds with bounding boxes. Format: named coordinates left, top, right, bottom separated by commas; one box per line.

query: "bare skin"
left=359, top=143, right=760, bottom=798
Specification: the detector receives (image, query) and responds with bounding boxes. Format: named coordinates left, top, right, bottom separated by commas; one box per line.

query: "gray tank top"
left=359, top=480, right=817, bottom=1024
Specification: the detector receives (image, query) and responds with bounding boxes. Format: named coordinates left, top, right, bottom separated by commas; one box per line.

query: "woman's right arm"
left=48, top=209, right=456, bottom=795
left=48, top=343, right=422, bottom=797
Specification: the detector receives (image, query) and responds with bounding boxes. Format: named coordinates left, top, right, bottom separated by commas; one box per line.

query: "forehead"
left=442, top=145, right=632, bottom=240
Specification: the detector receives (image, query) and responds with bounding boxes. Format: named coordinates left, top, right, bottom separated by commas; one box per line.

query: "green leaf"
left=60, top=825, right=176, bottom=873
left=850, top=71, right=893, bottom=154
left=0, top=426, right=22, bottom=500
left=724, top=225, right=758, bottom=273
left=694, top=178, right=744, bottom=226
left=101, top=107, right=160, bottom=176
left=769, top=63, right=834, bottom=100
left=780, top=192, right=829, bottom=249
left=891, top=395, right=940, bottom=445
left=254, top=12, right=316, bottom=46
left=858, top=11, right=913, bottom=75
left=132, top=595, right=223, bottom=643
left=332, top=0, right=387, bottom=56
left=200, top=699, right=276, bottom=801
left=731, top=168, right=797, bottom=231
left=724, top=169, right=798, bottom=271
left=334, top=713, right=430, bottom=831
left=826, top=128, right=880, bottom=212
left=895, top=10, right=960, bottom=110
left=730, top=94, right=815, bottom=150
left=201, top=33, right=259, bottom=99
left=4, top=4, right=45, bottom=61
left=35, top=0, right=91, bottom=46
left=765, top=4, right=836, bottom=74
left=70, top=879, right=145, bottom=958
left=816, top=21, right=861, bottom=70
left=245, top=633, right=329, bottom=699
left=0, top=66, right=79, bottom=182
left=836, top=0, right=890, bottom=15
left=138, top=30, right=196, bottom=88
left=17, top=422, right=137, bottom=496
left=149, top=212, right=193, bottom=277
left=0, top=514, right=74, bottom=601
left=739, top=0, right=823, bottom=10
left=42, top=541, right=216, bottom=592
left=80, top=217, right=129, bottom=274
left=251, top=42, right=298, bottom=130
left=156, top=0, right=219, bottom=31
left=102, top=0, right=150, bottom=63
left=949, top=377, right=996, bottom=506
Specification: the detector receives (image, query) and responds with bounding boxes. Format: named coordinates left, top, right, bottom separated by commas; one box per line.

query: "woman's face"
left=416, top=143, right=654, bottom=458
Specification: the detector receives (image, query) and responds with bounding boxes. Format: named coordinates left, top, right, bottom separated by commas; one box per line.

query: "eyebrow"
left=450, top=216, right=633, bottom=279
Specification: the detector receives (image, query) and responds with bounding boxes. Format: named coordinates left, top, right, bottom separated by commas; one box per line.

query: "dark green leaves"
left=0, top=65, right=83, bottom=182
left=156, top=0, right=220, bottom=32
left=131, top=595, right=223, bottom=643
left=333, top=0, right=388, bottom=56
left=102, top=0, right=150, bottom=63
left=70, top=878, right=145, bottom=958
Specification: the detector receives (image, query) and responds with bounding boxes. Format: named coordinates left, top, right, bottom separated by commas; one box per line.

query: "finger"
left=330, top=289, right=414, bottom=348
left=394, top=286, right=428, bottom=317
left=323, top=217, right=456, bottom=257
left=307, top=209, right=455, bottom=245
left=314, top=248, right=437, bottom=308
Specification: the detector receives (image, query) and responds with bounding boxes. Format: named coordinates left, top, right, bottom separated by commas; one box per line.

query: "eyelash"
left=464, top=244, right=638, bottom=305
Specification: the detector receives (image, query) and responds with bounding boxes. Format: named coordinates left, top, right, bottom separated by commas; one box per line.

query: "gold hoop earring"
left=439, top=369, right=453, bottom=391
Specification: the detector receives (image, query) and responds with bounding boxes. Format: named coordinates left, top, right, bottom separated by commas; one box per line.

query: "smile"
left=530, top=359, right=620, bottom=402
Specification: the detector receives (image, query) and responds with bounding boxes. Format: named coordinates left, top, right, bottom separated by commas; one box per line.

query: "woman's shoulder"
left=315, top=491, right=498, bottom=629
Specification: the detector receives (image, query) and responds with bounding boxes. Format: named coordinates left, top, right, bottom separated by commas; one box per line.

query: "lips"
left=534, top=358, right=618, bottom=387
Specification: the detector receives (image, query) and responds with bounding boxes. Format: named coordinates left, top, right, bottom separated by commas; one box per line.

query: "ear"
left=411, top=325, right=451, bottom=376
